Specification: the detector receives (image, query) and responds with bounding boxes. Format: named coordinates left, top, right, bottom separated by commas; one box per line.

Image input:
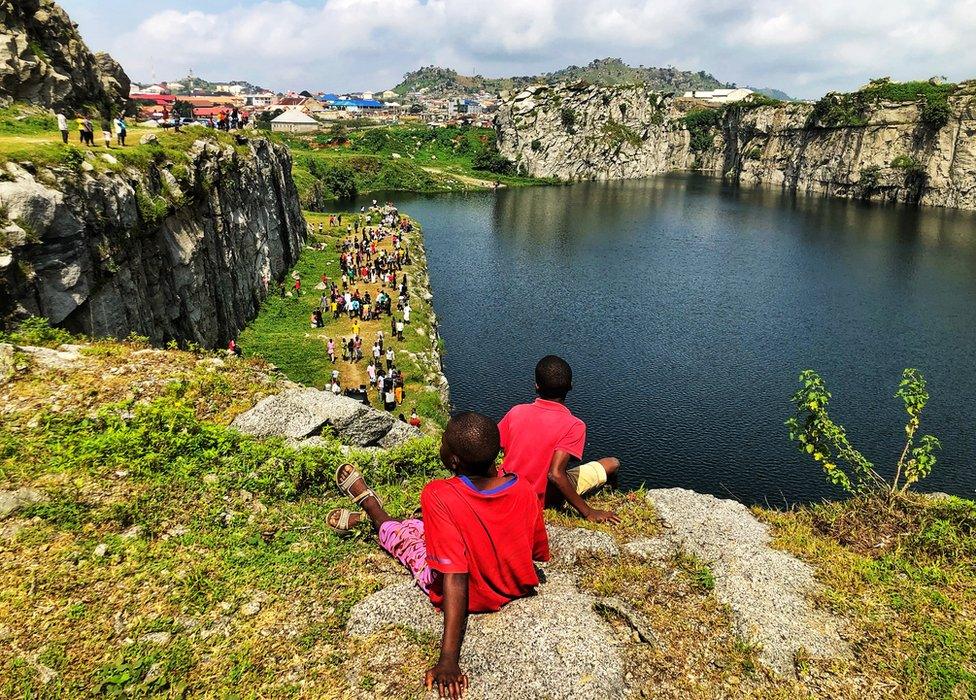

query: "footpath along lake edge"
left=239, top=207, right=451, bottom=428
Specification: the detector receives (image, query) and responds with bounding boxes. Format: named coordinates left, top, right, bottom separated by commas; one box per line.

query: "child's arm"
left=548, top=450, right=620, bottom=524
left=425, top=572, right=470, bottom=699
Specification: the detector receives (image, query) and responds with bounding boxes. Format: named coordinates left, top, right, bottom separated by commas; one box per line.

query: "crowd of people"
left=302, top=204, right=422, bottom=414
left=56, top=112, right=128, bottom=148
left=328, top=355, right=621, bottom=697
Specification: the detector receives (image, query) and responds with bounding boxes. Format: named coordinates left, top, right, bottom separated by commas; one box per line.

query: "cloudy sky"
left=59, top=0, right=976, bottom=99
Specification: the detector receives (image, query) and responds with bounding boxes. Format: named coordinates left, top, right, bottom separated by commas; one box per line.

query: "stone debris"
left=545, top=524, right=619, bottom=567
left=0, top=487, right=47, bottom=520
left=230, top=387, right=420, bottom=448
left=645, top=488, right=851, bottom=674
left=623, top=537, right=676, bottom=562
left=347, top=573, right=626, bottom=700
left=138, top=631, right=172, bottom=646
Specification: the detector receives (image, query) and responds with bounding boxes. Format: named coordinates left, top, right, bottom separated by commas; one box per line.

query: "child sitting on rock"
left=328, top=412, right=550, bottom=698
left=499, top=355, right=622, bottom=524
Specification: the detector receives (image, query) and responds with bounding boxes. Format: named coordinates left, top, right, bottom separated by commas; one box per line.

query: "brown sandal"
left=327, top=508, right=363, bottom=533
left=335, top=463, right=380, bottom=508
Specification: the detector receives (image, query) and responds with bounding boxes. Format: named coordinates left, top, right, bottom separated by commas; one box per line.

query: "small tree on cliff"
left=786, top=368, right=941, bottom=499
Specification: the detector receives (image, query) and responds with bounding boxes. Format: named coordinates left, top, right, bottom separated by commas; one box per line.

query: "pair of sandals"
left=328, top=463, right=380, bottom=534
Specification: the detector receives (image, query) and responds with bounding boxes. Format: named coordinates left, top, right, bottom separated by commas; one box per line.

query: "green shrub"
left=806, top=80, right=956, bottom=130
left=787, top=368, right=941, bottom=498
left=560, top=107, right=577, bottom=131
left=0, top=316, right=74, bottom=347
left=601, top=119, right=643, bottom=148
left=472, top=141, right=514, bottom=175
left=682, top=108, right=722, bottom=152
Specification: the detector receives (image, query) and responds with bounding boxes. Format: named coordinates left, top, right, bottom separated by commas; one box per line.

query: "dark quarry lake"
left=345, top=175, right=976, bottom=505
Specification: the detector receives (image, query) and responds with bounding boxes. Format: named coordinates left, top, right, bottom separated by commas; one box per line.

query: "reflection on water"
left=345, top=176, right=976, bottom=504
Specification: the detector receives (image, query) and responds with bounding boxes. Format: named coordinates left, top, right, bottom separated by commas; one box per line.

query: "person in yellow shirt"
left=352, top=321, right=361, bottom=338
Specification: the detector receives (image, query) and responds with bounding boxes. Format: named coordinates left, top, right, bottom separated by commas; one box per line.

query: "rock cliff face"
left=0, top=0, right=129, bottom=110
left=497, top=82, right=976, bottom=209
left=0, top=136, right=306, bottom=346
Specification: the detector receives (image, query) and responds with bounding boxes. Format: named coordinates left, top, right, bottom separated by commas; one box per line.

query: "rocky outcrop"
left=638, top=488, right=850, bottom=674
left=231, top=387, right=421, bottom=448
left=0, top=0, right=129, bottom=111
left=348, top=526, right=628, bottom=700
left=497, top=82, right=976, bottom=210
left=93, top=52, right=130, bottom=109
left=0, top=135, right=306, bottom=346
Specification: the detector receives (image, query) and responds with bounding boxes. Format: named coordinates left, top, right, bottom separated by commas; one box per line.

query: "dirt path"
left=302, top=218, right=410, bottom=394
left=420, top=166, right=502, bottom=189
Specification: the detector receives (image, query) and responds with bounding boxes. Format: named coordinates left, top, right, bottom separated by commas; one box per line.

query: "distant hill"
left=145, top=76, right=269, bottom=95
left=747, top=86, right=794, bottom=101
left=391, top=58, right=731, bottom=97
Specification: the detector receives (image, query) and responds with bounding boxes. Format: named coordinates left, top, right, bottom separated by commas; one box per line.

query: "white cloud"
left=96, top=0, right=976, bottom=97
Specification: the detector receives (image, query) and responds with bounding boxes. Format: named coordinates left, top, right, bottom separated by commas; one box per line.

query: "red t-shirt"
left=498, top=399, right=587, bottom=503
left=422, top=475, right=550, bottom=613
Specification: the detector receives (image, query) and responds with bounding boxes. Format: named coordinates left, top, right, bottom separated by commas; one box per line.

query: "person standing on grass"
left=326, top=414, right=550, bottom=697
left=56, top=112, right=68, bottom=144
left=327, top=338, right=336, bottom=364
left=115, top=115, right=127, bottom=146
left=347, top=337, right=356, bottom=364
left=403, top=303, right=411, bottom=324
left=341, top=339, right=350, bottom=363
left=386, top=347, right=395, bottom=372
left=396, top=318, right=405, bottom=341
left=101, top=118, right=112, bottom=148
left=498, top=355, right=622, bottom=525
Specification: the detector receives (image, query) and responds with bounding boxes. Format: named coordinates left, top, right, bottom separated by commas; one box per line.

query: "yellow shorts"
left=567, top=461, right=608, bottom=495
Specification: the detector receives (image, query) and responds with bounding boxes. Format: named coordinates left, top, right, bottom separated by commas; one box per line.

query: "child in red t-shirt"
left=499, top=355, right=622, bottom=524
left=328, top=412, right=550, bottom=697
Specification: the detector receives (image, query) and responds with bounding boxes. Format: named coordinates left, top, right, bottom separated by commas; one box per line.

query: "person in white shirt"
left=56, top=113, right=68, bottom=144
left=403, top=304, right=411, bottom=324
left=385, top=347, right=395, bottom=371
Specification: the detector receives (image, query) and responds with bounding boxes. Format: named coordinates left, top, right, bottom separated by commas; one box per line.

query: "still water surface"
left=347, top=175, right=976, bottom=504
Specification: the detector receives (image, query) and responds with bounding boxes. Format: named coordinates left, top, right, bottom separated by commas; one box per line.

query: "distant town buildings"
left=127, top=77, right=501, bottom=129
left=271, top=109, right=320, bottom=133
left=682, top=88, right=754, bottom=104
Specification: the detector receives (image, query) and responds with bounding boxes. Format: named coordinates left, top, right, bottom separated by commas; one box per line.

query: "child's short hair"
left=535, top=355, right=573, bottom=400
left=444, top=412, right=500, bottom=476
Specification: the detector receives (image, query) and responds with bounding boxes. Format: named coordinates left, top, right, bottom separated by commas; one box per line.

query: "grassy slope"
left=238, top=211, right=449, bottom=427
left=282, top=124, right=554, bottom=207
left=0, top=104, right=252, bottom=177
left=759, top=495, right=976, bottom=698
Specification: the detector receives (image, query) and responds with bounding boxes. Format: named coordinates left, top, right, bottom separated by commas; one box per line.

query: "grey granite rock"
left=232, top=387, right=419, bottom=448
left=545, top=525, right=619, bottom=567
left=645, top=487, right=850, bottom=674
left=0, top=487, right=47, bottom=519
left=347, top=573, right=626, bottom=700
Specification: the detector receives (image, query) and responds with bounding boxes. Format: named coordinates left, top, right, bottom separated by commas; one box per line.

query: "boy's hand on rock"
left=425, top=661, right=469, bottom=698
left=585, top=508, right=621, bottom=525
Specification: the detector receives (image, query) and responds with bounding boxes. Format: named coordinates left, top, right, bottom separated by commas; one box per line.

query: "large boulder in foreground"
left=231, top=387, right=420, bottom=448
left=347, top=572, right=626, bottom=700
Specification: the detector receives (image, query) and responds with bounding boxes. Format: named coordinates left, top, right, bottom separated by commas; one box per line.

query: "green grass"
left=280, top=124, right=556, bottom=206
left=0, top=375, right=446, bottom=697
left=238, top=211, right=449, bottom=427
left=806, top=79, right=958, bottom=130
left=761, top=494, right=976, bottom=699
